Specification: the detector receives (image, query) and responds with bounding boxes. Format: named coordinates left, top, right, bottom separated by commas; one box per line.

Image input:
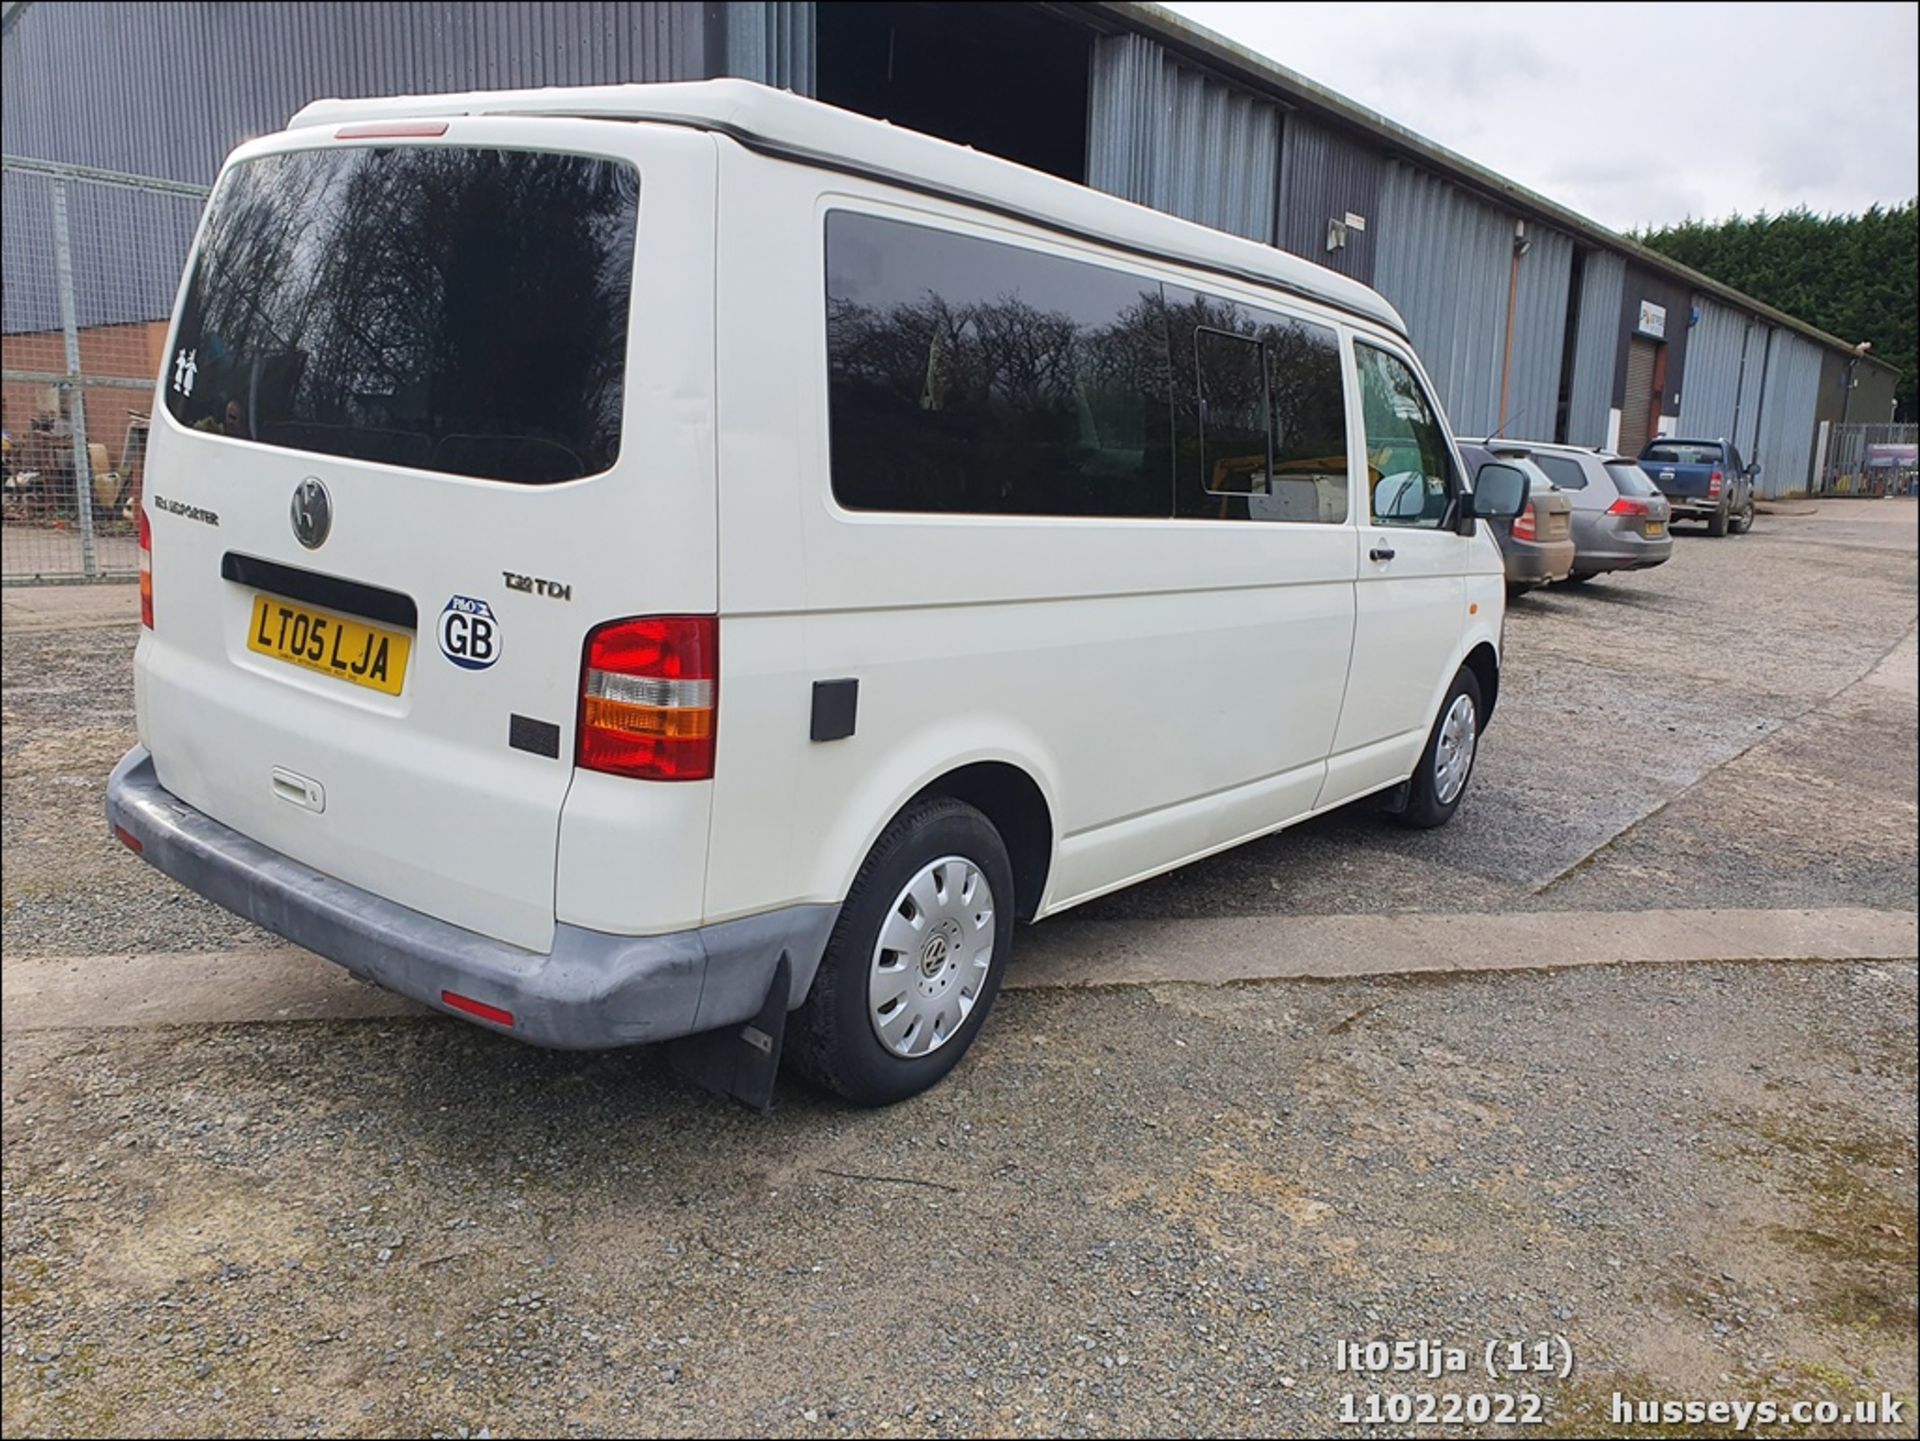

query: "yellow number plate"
left=1645, top=521, right=1667, bottom=536
left=247, top=594, right=410, bottom=696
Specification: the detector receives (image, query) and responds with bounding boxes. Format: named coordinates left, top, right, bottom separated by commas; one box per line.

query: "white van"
left=109, top=81, right=1528, bottom=1107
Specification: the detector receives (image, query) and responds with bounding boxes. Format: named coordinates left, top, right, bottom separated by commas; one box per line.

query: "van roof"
left=286, top=78, right=1408, bottom=338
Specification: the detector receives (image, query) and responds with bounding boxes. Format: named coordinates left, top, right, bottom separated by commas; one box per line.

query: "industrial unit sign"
left=1636, top=300, right=1668, bottom=339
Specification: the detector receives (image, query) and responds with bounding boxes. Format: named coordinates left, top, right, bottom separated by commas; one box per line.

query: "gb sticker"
left=439, top=595, right=500, bottom=671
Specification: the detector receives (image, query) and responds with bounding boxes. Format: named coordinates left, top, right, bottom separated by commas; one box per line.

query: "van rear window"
left=164, top=145, right=638, bottom=484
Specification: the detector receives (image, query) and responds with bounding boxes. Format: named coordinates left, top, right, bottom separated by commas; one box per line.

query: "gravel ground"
left=2, top=502, right=1915, bottom=1438
left=3, top=504, right=1915, bottom=959
left=3, top=960, right=1914, bottom=1437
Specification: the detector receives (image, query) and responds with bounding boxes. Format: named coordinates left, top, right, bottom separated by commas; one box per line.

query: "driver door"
left=1324, top=338, right=1472, bottom=802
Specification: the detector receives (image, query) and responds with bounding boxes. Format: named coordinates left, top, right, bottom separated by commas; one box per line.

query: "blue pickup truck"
left=1638, top=438, right=1757, bottom=537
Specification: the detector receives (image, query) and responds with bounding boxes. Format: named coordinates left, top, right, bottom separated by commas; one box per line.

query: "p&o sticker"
left=439, top=595, right=500, bottom=671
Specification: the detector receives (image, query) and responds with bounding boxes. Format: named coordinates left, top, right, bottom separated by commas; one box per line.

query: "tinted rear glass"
left=1643, top=442, right=1722, bottom=466
left=1606, top=462, right=1659, bottom=496
left=1530, top=453, right=1588, bottom=490
left=165, top=145, right=639, bottom=484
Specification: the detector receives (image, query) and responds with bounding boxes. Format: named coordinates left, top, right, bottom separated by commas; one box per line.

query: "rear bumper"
left=1572, top=536, right=1674, bottom=573
left=106, top=746, right=836, bottom=1050
left=1665, top=497, right=1723, bottom=520
left=1503, top=539, right=1575, bottom=586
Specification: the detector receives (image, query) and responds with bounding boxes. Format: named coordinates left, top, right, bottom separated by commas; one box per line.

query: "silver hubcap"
left=1433, top=693, right=1478, bottom=805
left=868, top=856, right=996, bottom=1058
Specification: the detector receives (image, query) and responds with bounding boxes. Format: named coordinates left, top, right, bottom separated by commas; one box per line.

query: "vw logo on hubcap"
left=290, top=477, right=332, bottom=550
left=921, top=936, right=949, bottom=976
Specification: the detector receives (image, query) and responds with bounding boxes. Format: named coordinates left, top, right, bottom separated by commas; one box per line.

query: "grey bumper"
left=1503, top=540, right=1575, bottom=586
left=106, top=747, right=837, bottom=1050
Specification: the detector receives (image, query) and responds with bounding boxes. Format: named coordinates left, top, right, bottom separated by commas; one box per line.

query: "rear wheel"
left=1730, top=495, right=1756, bottom=534
left=788, top=797, right=1012, bottom=1106
left=1396, top=667, right=1484, bottom=830
left=1706, top=502, right=1730, bottom=537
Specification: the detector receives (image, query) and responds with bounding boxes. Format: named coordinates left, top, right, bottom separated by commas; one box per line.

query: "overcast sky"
left=1164, top=2, right=1919, bottom=232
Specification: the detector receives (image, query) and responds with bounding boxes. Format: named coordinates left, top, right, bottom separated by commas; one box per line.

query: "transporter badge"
left=438, top=595, right=500, bottom=671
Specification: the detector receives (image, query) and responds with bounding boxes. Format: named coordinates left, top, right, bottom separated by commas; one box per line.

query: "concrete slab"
left=3, top=906, right=1912, bottom=1036
left=1, top=578, right=140, bottom=631
left=1010, top=905, right=1918, bottom=989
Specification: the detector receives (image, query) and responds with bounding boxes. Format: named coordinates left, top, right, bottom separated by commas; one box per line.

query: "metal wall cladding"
left=2, top=169, right=207, bottom=335
left=0, top=1, right=716, bottom=186
left=1275, top=116, right=1383, bottom=284
left=1676, top=295, right=1756, bottom=447
left=1087, top=33, right=1280, bottom=245
left=1502, top=223, right=1572, bottom=444
left=724, top=1, right=816, bottom=94
left=1753, top=329, right=1824, bottom=496
left=1373, top=162, right=1514, bottom=438
left=1564, top=248, right=1624, bottom=449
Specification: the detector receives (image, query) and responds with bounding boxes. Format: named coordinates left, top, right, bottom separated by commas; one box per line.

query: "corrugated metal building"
left=2, top=0, right=1899, bottom=494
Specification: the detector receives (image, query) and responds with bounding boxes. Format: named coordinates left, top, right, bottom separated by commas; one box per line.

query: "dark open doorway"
left=815, top=3, right=1091, bottom=183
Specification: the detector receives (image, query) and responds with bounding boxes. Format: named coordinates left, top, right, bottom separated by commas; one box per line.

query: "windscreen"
left=1606, top=462, right=1660, bottom=496
left=164, top=144, right=639, bottom=484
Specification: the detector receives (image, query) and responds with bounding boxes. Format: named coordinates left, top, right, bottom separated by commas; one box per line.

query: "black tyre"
left=788, top=797, right=1013, bottom=1106
left=1395, top=667, right=1485, bottom=830
left=1706, top=502, right=1730, bottom=537
left=1730, top=496, right=1756, bottom=534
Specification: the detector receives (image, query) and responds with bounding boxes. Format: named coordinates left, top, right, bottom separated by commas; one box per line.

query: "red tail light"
left=1510, top=501, right=1538, bottom=542
left=138, top=508, right=154, bottom=628
left=1607, top=497, right=1652, bottom=517
left=577, top=616, right=717, bottom=781
left=1708, top=469, right=1723, bottom=498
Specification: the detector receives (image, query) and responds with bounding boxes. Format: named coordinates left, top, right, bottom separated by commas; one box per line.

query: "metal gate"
left=1618, top=336, right=1658, bottom=458
left=1815, top=422, right=1920, bottom=497
left=2, top=156, right=208, bottom=584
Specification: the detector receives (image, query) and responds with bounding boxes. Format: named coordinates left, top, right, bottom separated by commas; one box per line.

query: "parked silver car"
left=1458, top=445, right=1575, bottom=594
left=1462, top=440, right=1673, bottom=583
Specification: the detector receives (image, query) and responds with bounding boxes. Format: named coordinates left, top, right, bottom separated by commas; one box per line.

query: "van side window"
left=1195, top=328, right=1270, bottom=506
left=824, top=211, right=1172, bottom=518
left=1355, top=343, right=1457, bottom=528
left=1169, top=293, right=1349, bottom=523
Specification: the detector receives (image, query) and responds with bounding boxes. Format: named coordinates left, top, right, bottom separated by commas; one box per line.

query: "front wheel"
left=1395, top=667, right=1485, bottom=830
left=788, top=797, right=1013, bottom=1106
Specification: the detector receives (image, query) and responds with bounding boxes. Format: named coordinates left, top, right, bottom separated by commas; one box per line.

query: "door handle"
left=1369, top=545, right=1397, bottom=562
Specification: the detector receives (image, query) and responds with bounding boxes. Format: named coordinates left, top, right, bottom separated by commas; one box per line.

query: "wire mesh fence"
left=2, top=156, right=208, bottom=583
left=1814, top=422, right=1919, bottom=498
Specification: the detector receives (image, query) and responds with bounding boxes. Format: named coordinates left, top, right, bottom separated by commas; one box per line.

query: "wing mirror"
left=1456, top=461, right=1529, bottom=534
left=1746, top=460, right=1762, bottom=477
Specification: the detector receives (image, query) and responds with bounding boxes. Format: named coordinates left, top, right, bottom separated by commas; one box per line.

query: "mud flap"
left=665, top=955, right=789, bottom=1111
left=1378, top=779, right=1412, bottom=815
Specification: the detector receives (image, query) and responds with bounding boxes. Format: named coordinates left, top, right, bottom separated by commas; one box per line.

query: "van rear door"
left=136, top=121, right=717, bottom=952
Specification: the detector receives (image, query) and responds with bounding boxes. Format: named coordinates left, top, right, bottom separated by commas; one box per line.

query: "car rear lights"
left=138, top=507, right=153, bottom=628
left=1511, top=501, right=1538, bottom=542
left=1708, top=469, right=1724, bottom=498
left=577, top=616, right=717, bottom=781
left=1607, top=497, right=1653, bottom=517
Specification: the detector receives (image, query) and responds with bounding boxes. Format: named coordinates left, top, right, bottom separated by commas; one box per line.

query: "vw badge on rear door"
left=290, top=477, right=332, bottom=549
